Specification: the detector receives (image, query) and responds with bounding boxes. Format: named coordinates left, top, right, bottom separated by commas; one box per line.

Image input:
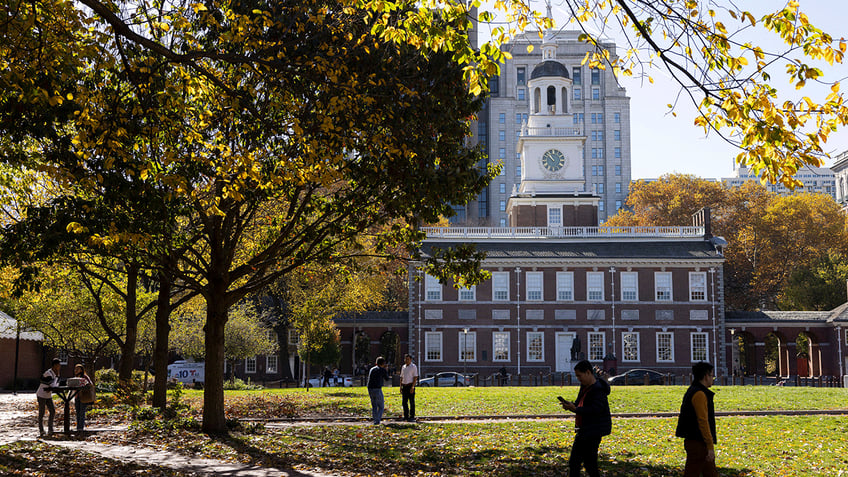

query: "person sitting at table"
left=37, top=358, right=61, bottom=437
left=73, top=364, right=95, bottom=431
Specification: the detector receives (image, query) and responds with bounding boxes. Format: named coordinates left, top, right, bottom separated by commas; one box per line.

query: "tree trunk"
left=152, top=273, right=172, bottom=409
left=117, top=264, right=140, bottom=390
left=202, top=285, right=229, bottom=433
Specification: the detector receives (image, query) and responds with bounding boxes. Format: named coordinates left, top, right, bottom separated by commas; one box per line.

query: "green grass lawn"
left=7, top=386, right=846, bottom=476
left=245, top=415, right=848, bottom=476
left=203, top=385, right=848, bottom=419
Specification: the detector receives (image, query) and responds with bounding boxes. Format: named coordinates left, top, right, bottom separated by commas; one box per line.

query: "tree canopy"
left=3, top=0, right=848, bottom=433
left=607, top=174, right=848, bottom=310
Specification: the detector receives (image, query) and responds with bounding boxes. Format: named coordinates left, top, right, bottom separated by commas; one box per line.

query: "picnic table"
left=51, top=385, right=81, bottom=434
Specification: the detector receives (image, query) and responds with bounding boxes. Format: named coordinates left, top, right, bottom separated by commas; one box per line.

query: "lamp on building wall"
left=515, top=267, right=522, bottom=376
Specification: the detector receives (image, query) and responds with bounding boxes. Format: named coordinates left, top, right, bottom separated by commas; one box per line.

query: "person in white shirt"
left=399, top=354, right=418, bottom=422
left=36, top=358, right=61, bottom=436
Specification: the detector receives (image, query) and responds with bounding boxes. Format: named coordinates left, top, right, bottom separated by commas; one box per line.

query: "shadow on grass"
left=232, top=427, right=755, bottom=477
left=326, top=391, right=359, bottom=398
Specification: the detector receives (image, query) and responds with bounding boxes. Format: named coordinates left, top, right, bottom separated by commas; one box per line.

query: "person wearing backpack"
left=36, top=358, right=61, bottom=437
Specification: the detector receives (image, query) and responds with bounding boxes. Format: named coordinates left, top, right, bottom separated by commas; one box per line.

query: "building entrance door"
left=555, top=332, right=576, bottom=373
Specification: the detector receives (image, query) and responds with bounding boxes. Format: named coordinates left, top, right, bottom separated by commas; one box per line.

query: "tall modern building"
left=722, top=164, right=836, bottom=198
left=456, top=28, right=632, bottom=225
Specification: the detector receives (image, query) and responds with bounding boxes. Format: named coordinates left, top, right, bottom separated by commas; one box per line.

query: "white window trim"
left=266, top=355, right=278, bottom=373
left=621, top=332, right=640, bottom=363
left=587, top=271, right=604, bottom=301
left=690, top=332, right=709, bottom=362
left=425, top=332, right=443, bottom=362
left=492, top=272, right=510, bottom=301
left=656, top=332, right=675, bottom=362
left=526, top=331, right=545, bottom=362
left=655, top=272, right=673, bottom=302
left=621, top=271, right=638, bottom=302
left=425, top=274, right=442, bottom=301
left=548, top=207, right=562, bottom=227
left=526, top=271, right=544, bottom=301
left=689, top=272, right=708, bottom=302
left=245, top=357, right=257, bottom=374
left=288, top=329, right=299, bottom=346
left=588, top=332, right=606, bottom=361
left=458, top=331, right=477, bottom=362
left=556, top=271, right=574, bottom=301
left=492, top=331, right=511, bottom=362
left=458, top=285, right=477, bottom=301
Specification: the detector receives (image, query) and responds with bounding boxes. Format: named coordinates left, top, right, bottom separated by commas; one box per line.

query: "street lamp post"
left=462, top=328, right=469, bottom=378
left=609, top=266, right=616, bottom=360
left=729, top=328, right=736, bottom=384
left=515, top=267, right=522, bottom=376
left=709, top=267, right=718, bottom=371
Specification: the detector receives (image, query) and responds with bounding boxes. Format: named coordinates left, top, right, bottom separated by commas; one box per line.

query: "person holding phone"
left=559, top=359, right=611, bottom=477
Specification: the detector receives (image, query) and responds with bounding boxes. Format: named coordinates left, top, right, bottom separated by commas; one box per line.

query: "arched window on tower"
left=547, top=86, right=556, bottom=113
left=534, top=88, right=542, bottom=114
left=561, top=87, right=568, bottom=113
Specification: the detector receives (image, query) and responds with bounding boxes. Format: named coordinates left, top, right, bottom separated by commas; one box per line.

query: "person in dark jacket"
left=560, top=359, right=612, bottom=477
left=366, top=356, right=389, bottom=424
left=676, top=361, right=717, bottom=477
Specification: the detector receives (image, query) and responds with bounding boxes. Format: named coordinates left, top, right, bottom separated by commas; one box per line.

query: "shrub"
left=223, top=377, right=263, bottom=391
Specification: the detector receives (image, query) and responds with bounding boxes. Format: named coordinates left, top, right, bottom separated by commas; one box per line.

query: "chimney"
left=692, top=207, right=712, bottom=238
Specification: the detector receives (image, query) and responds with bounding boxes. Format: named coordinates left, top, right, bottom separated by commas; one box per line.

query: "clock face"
left=541, top=149, right=566, bottom=172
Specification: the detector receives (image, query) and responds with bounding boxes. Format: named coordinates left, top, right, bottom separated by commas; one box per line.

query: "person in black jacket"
left=676, top=361, right=717, bottom=477
left=366, top=357, right=389, bottom=424
left=560, top=359, right=612, bottom=477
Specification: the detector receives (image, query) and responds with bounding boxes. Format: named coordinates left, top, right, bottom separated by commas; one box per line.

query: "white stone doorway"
left=555, top=332, right=577, bottom=373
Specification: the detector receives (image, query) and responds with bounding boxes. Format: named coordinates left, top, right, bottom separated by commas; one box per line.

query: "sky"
left=535, top=1, right=848, bottom=180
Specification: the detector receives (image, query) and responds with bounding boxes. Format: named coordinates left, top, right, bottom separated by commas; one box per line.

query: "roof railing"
left=421, top=226, right=705, bottom=239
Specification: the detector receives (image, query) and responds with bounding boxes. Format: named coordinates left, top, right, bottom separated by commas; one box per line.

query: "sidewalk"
left=0, top=392, right=338, bottom=477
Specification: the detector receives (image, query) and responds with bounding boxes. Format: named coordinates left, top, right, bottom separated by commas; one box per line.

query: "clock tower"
left=508, top=26, right=598, bottom=227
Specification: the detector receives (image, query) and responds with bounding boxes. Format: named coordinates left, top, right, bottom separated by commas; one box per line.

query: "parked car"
left=418, top=372, right=473, bottom=387
left=306, top=375, right=353, bottom=388
left=608, top=369, right=667, bottom=385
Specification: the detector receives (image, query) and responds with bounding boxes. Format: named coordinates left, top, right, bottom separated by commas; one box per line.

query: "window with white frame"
left=527, top=332, right=544, bottom=361
left=458, top=331, right=477, bottom=362
left=588, top=332, right=605, bottom=360
left=622, top=332, right=640, bottom=362
left=425, top=332, right=443, bottom=361
left=621, top=272, right=638, bottom=301
left=459, top=285, right=476, bottom=301
left=493, top=332, right=510, bottom=361
left=288, top=329, right=299, bottom=346
left=689, top=272, right=707, bottom=301
left=245, top=357, right=257, bottom=374
left=587, top=271, right=604, bottom=301
left=57, top=350, right=69, bottom=365
left=556, top=272, right=574, bottom=301
left=655, top=272, right=672, bottom=301
left=526, top=272, right=543, bottom=301
left=492, top=272, right=510, bottom=301
left=657, top=332, right=674, bottom=362
left=425, top=274, right=442, bottom=301
left=548, top=207, right=562, bottom=227
left=691, top=332, right=709, bottom=362
left=266, top=355, right=278, bottom=373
